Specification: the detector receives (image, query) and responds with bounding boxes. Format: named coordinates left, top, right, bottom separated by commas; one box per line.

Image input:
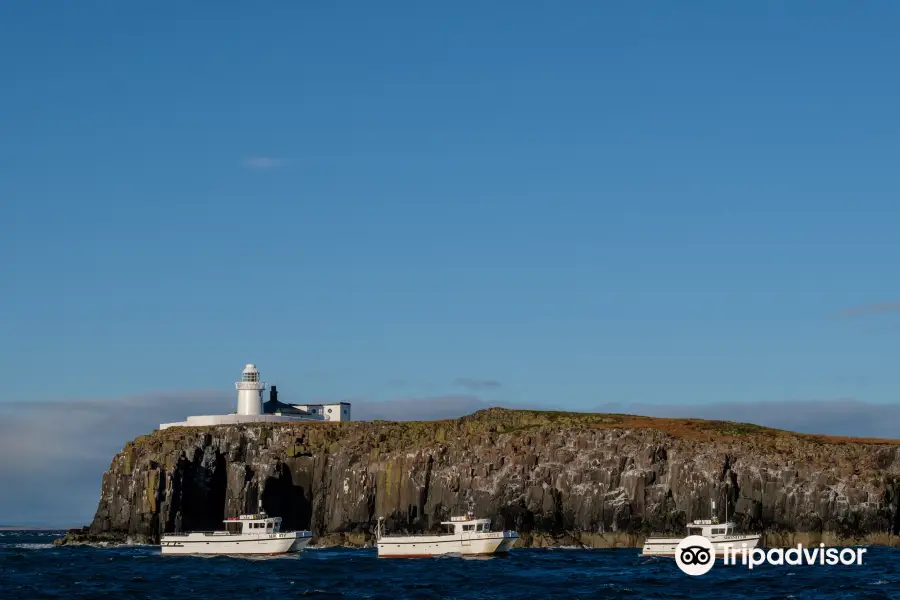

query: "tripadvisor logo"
left=675, top=536, right=868, bottom=576
left=675, top=536, right=716, bottom=576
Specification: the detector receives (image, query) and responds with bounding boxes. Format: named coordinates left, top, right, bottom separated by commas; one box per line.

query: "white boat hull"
left=160, top=531, right=312, bottom=555
left=377, top=531, right=518, bottom=558
left=641, top=534, right=761, bottom=557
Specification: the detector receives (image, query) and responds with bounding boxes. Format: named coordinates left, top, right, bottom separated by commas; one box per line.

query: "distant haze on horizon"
left=1, top=3, right=899, bottom=525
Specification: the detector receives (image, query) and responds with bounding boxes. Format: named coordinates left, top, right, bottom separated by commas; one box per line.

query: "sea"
left=2, top=531, right=899, bottom=599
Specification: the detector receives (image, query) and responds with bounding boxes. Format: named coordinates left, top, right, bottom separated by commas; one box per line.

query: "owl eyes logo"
left=675, top=535, right=716, bottom=575
left=680, top=546, right=711, bottom=565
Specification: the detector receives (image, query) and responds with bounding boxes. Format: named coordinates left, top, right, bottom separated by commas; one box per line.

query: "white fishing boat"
left=641, top=500, right=761, bottom=557
left=375, top=512, right=519, bottom=558
left=160, top=503, right=312, bottom=555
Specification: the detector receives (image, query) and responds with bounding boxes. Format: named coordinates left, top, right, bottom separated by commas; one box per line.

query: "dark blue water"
left=2, top=531, right=900, bottom=599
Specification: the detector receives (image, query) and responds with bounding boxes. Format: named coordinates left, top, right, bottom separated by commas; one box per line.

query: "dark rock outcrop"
left=55, top=409, right=900, bottom=548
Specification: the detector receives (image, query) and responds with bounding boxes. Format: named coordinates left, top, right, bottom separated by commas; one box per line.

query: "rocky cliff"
left=58, top=408, right=900, bottom=548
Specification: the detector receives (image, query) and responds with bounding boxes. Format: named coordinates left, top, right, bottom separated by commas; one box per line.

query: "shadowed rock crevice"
left=888, top=484, right=900, bottom=536
left=174, top=449, right=227, bottom=532
left=67, top=409, right=900, bottom=548
left=261, top=461, right=312, bottom=531
left=418, top=454, right=434, bottom=532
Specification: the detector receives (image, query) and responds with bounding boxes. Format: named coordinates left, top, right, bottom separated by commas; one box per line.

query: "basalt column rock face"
left=65, top=409, right=900, bottom=548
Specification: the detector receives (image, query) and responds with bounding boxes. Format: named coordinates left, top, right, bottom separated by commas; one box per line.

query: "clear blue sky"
left=2, top=1, right=899, bottom=410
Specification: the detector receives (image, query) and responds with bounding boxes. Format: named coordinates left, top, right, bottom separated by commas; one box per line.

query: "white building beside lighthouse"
left=159, top=363, right=351, bottom=430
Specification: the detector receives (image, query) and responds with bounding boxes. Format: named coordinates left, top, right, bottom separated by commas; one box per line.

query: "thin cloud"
left=837, top=302, right=900, bottom=317
left=241, top=156, right=286, bottom=170
left=453, top=378, right=502, bottom=391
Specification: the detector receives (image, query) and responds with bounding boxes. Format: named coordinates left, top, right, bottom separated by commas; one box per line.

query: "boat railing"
left=375, top=529, right=504, bottom=538
left=644, top=531, right=756, bottom=539
left=164, top=531, right=239, bottom=537
left=378, top=531, right=448, bottom=537
left=374, top=516, right=507, bottom=540
left=165, top=530, right=312, bottom=538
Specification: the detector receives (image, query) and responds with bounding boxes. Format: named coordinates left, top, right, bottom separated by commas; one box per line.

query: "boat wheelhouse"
left=160, top=507, right=312, bottom=555
left=375, top=511, right=519, bottom=558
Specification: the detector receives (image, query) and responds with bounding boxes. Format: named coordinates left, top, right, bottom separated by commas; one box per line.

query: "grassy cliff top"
left=479, top=408, right=900, bottom=445
left=463, top=408, right=899, bottom=445
left=134, top=407, right=899, bottom=450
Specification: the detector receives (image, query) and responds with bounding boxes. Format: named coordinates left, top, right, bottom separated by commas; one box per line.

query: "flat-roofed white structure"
left=291, top=402, right=351, bottom=421
left=159, top=363, right=352, bottom=430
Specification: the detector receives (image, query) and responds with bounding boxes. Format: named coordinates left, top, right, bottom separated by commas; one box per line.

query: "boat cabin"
left=439, top=515, right=492, bottom=535
left=223, top=512, right=283, bottom=535
left=686, top=519, right=736, bottom=537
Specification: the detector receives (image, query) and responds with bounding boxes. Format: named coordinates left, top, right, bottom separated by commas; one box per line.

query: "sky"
left=1, top=1, right=900, bottom=525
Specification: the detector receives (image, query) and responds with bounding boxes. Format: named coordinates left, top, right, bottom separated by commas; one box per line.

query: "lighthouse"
left=158, top=362, right=353, bottom=429
left=235, top=363, right=265, bottom=415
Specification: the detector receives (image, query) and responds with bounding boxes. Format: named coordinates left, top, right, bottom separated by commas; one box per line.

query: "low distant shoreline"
left=0, top=526, right=70, bottom=531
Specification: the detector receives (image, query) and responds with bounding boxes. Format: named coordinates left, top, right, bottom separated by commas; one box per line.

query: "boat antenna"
left=725, top=486, right=728, bottom=524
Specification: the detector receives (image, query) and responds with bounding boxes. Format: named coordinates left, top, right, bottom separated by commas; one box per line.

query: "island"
left=55, top=408, right=900, bottom=548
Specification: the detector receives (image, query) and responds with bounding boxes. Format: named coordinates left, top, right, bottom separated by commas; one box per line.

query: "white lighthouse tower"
left=235, top=363, right=265, bottom=416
